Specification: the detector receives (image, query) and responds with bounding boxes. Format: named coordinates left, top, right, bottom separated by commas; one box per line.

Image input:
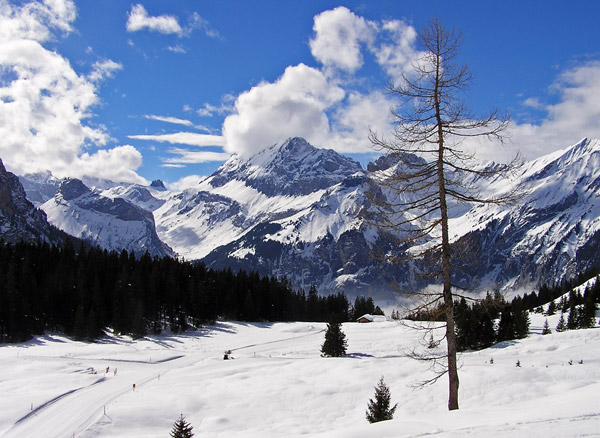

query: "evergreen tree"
left=566, top=304, right=578, bottom=330
left=556, top=312, right=567, bottom=332
left=170, top=414, right=194, bottom=438
left=366, top=377, right=398, bottom=423
left=580, top=287, right=597, bottom=328
left=513, top=305, right=530, bottom=339
left=496, top=308, right=515, bottom=342
left=130, top=300, right=147, bottom=340
left=541, top=318, right=552, bottom=335
left=321, top=318, right=347, bottom=357
left=72, top=305, right=88, bottom=341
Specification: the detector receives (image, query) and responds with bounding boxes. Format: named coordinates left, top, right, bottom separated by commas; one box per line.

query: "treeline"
left=0, top=241, right=351, bottom=343
left=409, top=272, right=600, bottom=352
left=407, top=292, right=530, bottom=352
left=454, top=293, right=530, bottom=351
left=539, top=280, right=599, bottom=332
left=520, top=268, right=600, bottom=311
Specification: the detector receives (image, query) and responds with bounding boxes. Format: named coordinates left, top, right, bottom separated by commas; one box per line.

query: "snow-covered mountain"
left=9, top=137, right=600, bottom=299
left=41, top=178, right=173, bottom=258
left=450, top=138, right=600, bottom=290
left=152, top=137, right=600, bottom=298
left=150, top=138, right=400, bottom=298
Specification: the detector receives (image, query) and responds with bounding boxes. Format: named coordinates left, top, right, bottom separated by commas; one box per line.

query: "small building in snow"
left=356, top=314, right=386, bottom=323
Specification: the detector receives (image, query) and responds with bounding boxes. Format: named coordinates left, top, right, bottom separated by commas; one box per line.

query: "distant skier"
left=114, top=368, right=117, bottom=376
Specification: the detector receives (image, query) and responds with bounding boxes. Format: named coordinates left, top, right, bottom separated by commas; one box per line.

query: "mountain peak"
left=208, top=137, right=363, bottom=196
left=58, top=178, right=91, bottom=201
left=150, top=179, right=167, bottom=190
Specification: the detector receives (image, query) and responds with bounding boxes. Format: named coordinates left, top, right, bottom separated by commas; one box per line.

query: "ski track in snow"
left=1, top=327, right=326, bottom=438
left=1, top=313, right=599, bottom=437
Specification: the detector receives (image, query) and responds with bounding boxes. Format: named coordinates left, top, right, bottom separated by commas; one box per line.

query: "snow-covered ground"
left=1, top=311, right=599, bottom=437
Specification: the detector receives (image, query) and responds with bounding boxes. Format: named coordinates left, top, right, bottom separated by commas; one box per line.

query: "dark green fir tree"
left=366, top=376, right=398, bottom=423
left=170, top=414, right=194, bottom=438
left=321, top=318, right=347, bottom=357
left=556, top=312, right=567, bottom=332
left=541, top=318, right=552, bottom=335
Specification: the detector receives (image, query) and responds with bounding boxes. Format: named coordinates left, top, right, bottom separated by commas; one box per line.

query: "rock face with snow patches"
left=41, top=178, right=173, bottom=258
left=0, top=159, right=69, bottom=244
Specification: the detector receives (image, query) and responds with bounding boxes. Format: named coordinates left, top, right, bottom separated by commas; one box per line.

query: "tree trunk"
left=434, top=48, right=460, bottom=411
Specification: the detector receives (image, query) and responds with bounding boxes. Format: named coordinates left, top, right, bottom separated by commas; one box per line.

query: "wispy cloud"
left=88, top=59, right=123, bottom=83
left=163, top=148, right=230, bottom=164
left=167, top=44, right=187, bottom=54
left=126, top=4, right=220, bottom=39
left=143, top=114, right=194, bottom=127
left=128, top=132, right=225, bottom=147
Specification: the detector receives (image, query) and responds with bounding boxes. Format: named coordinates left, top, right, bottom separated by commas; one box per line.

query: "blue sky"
left=1, top=0, right=599, bottom=189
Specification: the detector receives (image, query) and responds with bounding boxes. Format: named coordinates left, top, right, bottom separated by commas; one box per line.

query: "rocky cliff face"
left=0, top=159, right=68, bottom=244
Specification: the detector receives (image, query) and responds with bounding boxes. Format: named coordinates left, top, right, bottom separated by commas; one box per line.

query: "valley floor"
left=0, top=312, right=599, bottom=437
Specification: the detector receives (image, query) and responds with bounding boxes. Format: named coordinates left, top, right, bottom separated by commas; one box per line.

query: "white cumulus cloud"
left=464, top=61, right=600, bottom=164
left=373, top=19, right=421, bottom=79
left=222, top=63, right=345, bottom=157
left=309, top=6, right=375, bottom=73
left=126, top=4, right=182, bottom=35
left=0, top=0, right=146, bottom=184
left=167, top=174, right=206, bottom=191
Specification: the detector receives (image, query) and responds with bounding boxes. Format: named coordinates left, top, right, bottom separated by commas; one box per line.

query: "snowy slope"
left=1, top=314, right=599, bottom=437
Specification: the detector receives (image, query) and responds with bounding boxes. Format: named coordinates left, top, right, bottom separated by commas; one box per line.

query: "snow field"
left=0, top=312, right=599, bottom=437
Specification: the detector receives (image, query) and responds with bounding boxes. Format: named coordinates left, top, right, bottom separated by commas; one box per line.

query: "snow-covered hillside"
left=1, top=313, right=598, bottom=437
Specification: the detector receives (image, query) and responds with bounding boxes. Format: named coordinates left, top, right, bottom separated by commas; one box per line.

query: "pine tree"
left=513, top=305, right=530, bottom=339
left=566, top=304, right=578, bottom=330
left=321, top=319, right=347, bottom=357
left=542, top=318, right=552, bottom=335
left=556, top=312, right=567, bottom=332
left=366, top=377, right=398, bottom=423
left=170, top=414, right=194, bottom=438
left=580, top=288, right=597, bottom=328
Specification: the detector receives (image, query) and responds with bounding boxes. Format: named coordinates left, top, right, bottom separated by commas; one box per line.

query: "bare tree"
left=369, top=18, right=521, bottom=411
